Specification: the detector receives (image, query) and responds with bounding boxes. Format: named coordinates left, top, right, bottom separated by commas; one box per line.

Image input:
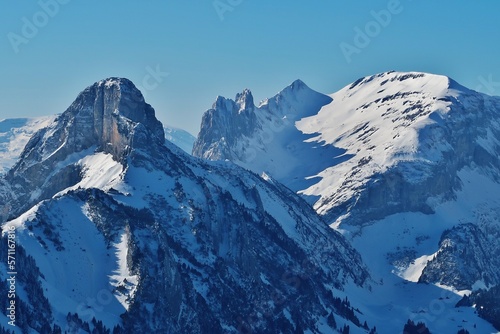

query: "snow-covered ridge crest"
left=299, top=71, right=458, bottom=167
left=297, top=72, right=456, bottom=210
left=297, top=70, right=500, bottom=224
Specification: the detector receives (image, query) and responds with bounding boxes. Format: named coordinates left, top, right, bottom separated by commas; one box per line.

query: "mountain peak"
left=13, top=77, right=165, bottom=176
left=272, top=79, right=311, bottom=99
left=99, top=76, right=132, bottom=85
left=265, top=79, right=326, bottom=107
left=235, top=88, right=254, bottom=111
left=288, top=78, right=307, bottom=90
left=98, top=76, right=135, bottom=88
left=62, top=77, right=165, bottom=159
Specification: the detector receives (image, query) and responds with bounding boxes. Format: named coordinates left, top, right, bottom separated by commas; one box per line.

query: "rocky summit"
left=1, top=78, right=164, bottom=221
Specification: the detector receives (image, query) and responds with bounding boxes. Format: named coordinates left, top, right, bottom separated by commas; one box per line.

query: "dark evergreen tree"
left=403, top=319, right=431, bottom=334
left=112, top=325, right=125, bottom=334
left=51, top=324, right=62, bottom=334
left=327, top=312, right=336, bottom=328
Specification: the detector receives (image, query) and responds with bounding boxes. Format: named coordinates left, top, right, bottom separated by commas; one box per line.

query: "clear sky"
left=1, top=1, right=500, bottom=135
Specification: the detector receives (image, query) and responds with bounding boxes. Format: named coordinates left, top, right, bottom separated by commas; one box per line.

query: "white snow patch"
left=54, top=151, right=124, bottom=197
left=109, top=229, right=138, bottom=310
left=401, top=253, right=436, bottom=282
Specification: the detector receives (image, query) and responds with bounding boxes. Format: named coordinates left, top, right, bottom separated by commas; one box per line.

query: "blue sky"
left=1, top=1, right=500, bottom=135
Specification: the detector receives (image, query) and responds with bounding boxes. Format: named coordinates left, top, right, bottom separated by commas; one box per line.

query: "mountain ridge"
left=1, top=73, right=499, bottom=333
left=193, top=71, right=500, bottom=225
left=1, top=77, right=373, bottom=333
left=193, top=70, right=500, bottom=333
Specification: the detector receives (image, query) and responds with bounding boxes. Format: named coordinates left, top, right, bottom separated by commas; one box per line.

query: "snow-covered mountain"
left=0, top=78, right=371, bottom=333
left=0, top=117, right=56, bottom=175
left=2, top=73, right=499, bottom=333
left=193, top=71, right=500, bottom=332
left=194, top=72, right=500, bottom=224
left=164, top=126, right=195, bottom=154
left=193, top=79, right=334, bottom=195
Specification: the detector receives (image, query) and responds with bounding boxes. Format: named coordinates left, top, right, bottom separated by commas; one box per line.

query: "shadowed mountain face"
left=0, top=78, right=370, bottom=333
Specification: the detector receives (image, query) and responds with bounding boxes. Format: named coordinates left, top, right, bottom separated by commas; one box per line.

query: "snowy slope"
left=164, top=126, right=195, bottom=154
left=0, top=116, right=56, bottom=175
left=296, top=72, right=455, bottom=216
left=294, top=72, right=500, bottom=224
left=4, top=197, right=128, bottom=326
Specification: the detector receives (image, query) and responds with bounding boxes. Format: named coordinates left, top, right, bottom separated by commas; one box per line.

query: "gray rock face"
left=192, top=89, right=259, bottom=160
left=19, top=77, right=164, bottom=164
left=1, top=78, right=165, bottom=219
left=420, top=222, right=500, bottom=290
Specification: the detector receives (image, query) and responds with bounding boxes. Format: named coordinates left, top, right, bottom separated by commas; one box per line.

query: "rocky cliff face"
left=420, top=221, right=500, bottom=290
left=193, top=88, right=259, bottom=160
left=15, top=77, right=164, bottom=166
